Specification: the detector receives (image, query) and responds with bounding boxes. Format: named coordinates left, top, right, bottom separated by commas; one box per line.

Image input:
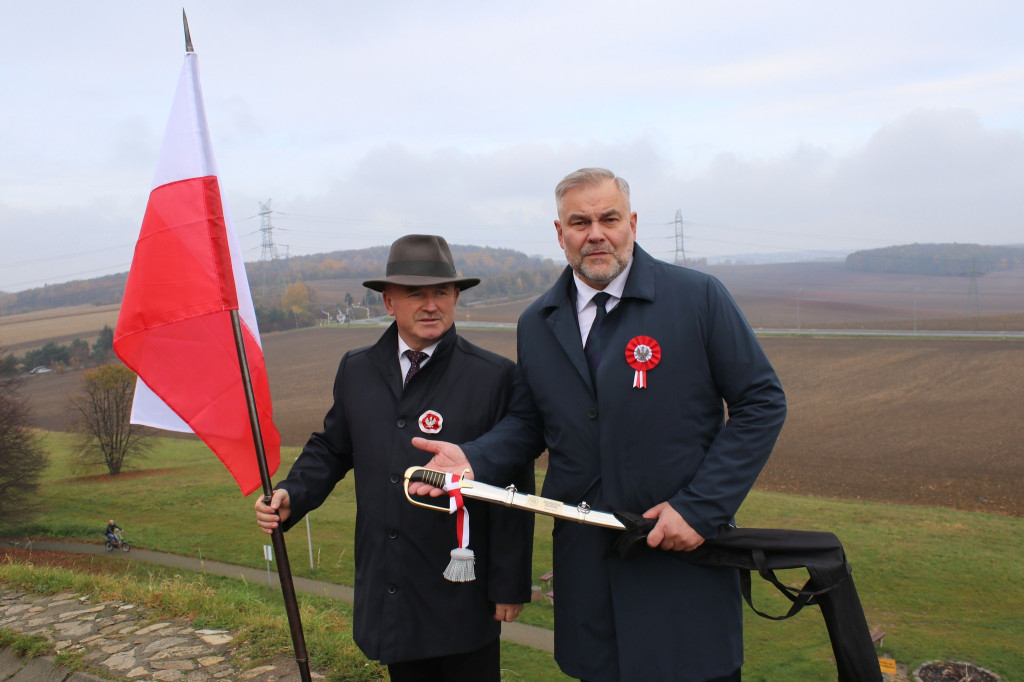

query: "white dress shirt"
left=573, top=259, right=634, bottom=345
left=398, top=336, right=440, bottom=379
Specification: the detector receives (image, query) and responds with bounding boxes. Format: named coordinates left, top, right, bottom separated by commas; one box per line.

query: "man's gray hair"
left=555, top=168, right=630, bottom=211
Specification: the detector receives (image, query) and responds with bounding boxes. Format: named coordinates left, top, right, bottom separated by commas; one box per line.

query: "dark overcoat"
left=277, top=323, right=535, bottom=665
left=463, top=245, right=787, bottom=682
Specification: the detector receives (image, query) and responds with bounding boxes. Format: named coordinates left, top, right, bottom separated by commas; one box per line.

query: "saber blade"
left=403, top=466, right=626, bottom=530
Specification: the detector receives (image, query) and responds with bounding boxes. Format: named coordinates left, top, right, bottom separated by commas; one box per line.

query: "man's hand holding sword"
left=409, top=437, right=705, bottom=552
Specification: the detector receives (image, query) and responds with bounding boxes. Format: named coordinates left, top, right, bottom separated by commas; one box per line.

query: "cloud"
left=677, top=109, right=1024, bottom=258
left=6, top=107, right=1023, bottom=291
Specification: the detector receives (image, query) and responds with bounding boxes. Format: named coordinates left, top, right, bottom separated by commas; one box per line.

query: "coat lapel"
left=368, top=323, right=461, bottom=405
left=367, top=323, right=404, bottom=401
left=541, top=246, right=658, bottom=392
left=620, top=244, right=657, bottom=304
left=541, top=268, right=594, bottom=390
left=402, top=325, right=457, bottom=407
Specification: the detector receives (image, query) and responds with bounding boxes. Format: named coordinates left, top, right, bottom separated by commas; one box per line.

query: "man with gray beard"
left=412, top=168, right=787, bottom=681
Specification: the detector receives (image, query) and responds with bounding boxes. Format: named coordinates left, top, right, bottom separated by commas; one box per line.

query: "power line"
left=258, top=199, right=287, bottom=262
left=673, top=209, right=686, bottom=266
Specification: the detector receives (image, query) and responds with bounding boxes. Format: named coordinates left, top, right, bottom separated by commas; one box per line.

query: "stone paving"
left=0, top=587, right=321, bottom=682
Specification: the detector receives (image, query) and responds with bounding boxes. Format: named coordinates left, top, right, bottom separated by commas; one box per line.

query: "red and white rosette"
left=625, top=336, right=661, bottom=389
left=418, top=410, right=443, bottom=434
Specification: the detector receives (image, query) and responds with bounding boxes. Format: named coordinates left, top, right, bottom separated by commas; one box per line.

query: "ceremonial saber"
left=403, top=466, right=627, bottom=530
left=403, top=471, right=883, bottom=681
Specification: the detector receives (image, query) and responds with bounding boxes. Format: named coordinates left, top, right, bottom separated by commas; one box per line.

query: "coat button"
left=587, top=408, right=598, bottom=419
left=386, top=584, right=398, bottom=594
left=396, top=418, right=406, bottom=428
left=388, top=529, right=398, bottom=539
left=390, top=474, right=400, bottom=484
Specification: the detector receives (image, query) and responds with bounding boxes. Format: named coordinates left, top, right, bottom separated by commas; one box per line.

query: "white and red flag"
left=114, top=50, right=280, bottom=495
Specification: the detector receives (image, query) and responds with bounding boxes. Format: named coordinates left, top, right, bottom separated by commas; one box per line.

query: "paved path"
left=0, top=585, right=314, bottom=681
left=0, top=540, right=554, bottom=680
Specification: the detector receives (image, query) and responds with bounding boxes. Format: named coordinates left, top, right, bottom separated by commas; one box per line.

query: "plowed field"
left=23, top=325, right=1024, bottom=517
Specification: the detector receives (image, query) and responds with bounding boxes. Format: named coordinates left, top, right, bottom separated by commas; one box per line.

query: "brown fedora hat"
left=362, top=234, right=480, bottom=292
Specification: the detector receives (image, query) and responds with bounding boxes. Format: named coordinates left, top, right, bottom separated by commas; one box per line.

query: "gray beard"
left=577, top=259, right=625, bottom=284
left=573, top=243, right=633, bottom=284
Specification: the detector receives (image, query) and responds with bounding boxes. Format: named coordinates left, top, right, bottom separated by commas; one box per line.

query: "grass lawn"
left=7, top=431, right=1023, bottom=681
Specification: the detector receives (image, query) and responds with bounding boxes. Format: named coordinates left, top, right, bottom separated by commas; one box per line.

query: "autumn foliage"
left=69, top=364, right=151, bottom=476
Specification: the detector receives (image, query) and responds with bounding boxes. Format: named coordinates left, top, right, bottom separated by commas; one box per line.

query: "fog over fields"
left=9, top=260, right=1023, bottom=518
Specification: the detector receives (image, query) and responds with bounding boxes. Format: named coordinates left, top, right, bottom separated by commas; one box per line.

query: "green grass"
left=0, top=557, right=386, bottom=681
left=736, top=493, right=1024, bottom=679
left=0, top=628, right=51, bottom=659
left=0, top=556, right=556, bottom=681
left=6, top=431, right=1024, bottom=681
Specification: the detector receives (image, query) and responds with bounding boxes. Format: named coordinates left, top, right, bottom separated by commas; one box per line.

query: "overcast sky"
left=3, top=1, right=1023, bottom=292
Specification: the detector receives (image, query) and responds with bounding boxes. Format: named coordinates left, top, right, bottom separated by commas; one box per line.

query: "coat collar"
left=368, top=321, right=459, bottom=399
left=536, top=243, right=657, bottom=312
left=536, top=243, right=657, bottom=390
left=620, top=243, right=657, bottom=303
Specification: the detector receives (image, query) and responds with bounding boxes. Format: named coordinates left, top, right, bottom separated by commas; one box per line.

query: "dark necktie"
left=403, top=350, right=428, bottom=387
left=583, top=292, right=611, bottom=378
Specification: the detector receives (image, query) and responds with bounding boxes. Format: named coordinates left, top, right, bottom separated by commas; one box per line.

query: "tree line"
left=845, top=243, right=1024, bottom=276
left=1, top=244, right=563, bottom=317
left=1, top=326, right=114, bottom=376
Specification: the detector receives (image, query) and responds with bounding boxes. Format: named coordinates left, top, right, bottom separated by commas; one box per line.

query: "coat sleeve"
left=670, top=276, right=787, bottom=539
left=276, top=355, right=356, bottom=531
left=481, top=360, right=537, bottom=604
left=463, top=333, right=547, bottom=486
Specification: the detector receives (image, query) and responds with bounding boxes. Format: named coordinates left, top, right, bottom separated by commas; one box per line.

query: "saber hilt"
left=403, top=466, right=627, bottom=530
left=407, top=467, right=447, bottom=489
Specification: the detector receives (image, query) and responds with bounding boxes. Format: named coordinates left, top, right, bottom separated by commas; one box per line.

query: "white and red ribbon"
left=625, top=336, right=662, bottom=389
left=443, top=473, right=470, bottom=549
left=441, top=472, right=476, bottom=581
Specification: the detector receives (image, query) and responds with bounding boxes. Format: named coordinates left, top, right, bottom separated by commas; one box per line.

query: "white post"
left=264, top=544, right=274, bottom=585
left=305, top=514, right=314, bottom=572
left=796, top=290, right=802, bottom=330
left=913, top=287, right=918, bottom=335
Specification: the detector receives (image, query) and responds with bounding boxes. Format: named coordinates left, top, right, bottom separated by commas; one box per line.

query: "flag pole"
left=182, top=9, right=194, bottom=53
left=230, top=309, right=313, bottom=682
left=183, top=11, right=311, bottom=679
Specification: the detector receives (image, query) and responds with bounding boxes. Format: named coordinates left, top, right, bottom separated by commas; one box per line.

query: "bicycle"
left=104, top=530, right=130, bottom=552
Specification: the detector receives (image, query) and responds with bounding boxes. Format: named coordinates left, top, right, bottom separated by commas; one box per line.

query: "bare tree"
left=0, top=374, right=48, bottom=524
left=70, top=364, right=150, bottom=476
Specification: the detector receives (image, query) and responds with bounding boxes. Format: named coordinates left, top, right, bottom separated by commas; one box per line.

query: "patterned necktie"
left=583, top=292, right=612, bottom=379
left=404, top=350, right=429, bottom=387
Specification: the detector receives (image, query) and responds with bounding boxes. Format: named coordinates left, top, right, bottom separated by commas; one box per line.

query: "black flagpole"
left=183, top=10, right=312, bottom=681
left=230, top=307, right=312, bottom=682
left=182, top=9, right=194, bottom=53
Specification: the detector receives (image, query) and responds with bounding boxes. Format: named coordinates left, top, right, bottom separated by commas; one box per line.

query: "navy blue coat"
left=277, top=323, right=535, bottom=665
left=463, top=245, right=786, bottom=681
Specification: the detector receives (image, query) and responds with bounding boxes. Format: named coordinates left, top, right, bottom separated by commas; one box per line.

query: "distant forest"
left=0, top=244, right=563, bottom=317
left=845, top=243, right=1024, bottom=276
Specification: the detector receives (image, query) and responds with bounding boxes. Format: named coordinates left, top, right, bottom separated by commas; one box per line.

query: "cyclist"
left=105, top=520, right=122, bottom=547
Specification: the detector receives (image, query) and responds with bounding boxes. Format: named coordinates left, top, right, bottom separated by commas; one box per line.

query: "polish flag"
left=114, top=50, right=280, bottom=495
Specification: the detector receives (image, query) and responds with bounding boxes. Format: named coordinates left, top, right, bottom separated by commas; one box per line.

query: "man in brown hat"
left=255, top=235, right=534, bottom=682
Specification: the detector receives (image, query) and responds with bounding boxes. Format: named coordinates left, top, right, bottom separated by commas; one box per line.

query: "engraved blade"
left=459, top=479, right=626, bottom=530
left=403, top=467, right=626, bottom=529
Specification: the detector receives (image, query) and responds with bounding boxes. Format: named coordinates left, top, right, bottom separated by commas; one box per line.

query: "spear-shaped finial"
left=183, top=9, right=194, bottom=52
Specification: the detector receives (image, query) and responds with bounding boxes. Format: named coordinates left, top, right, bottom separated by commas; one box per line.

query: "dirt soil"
left=0, top=546, right=120, bottom=573
left=915, top=661, right=1002, bottom=681
left=23, top=325, right=1023, bottom=519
